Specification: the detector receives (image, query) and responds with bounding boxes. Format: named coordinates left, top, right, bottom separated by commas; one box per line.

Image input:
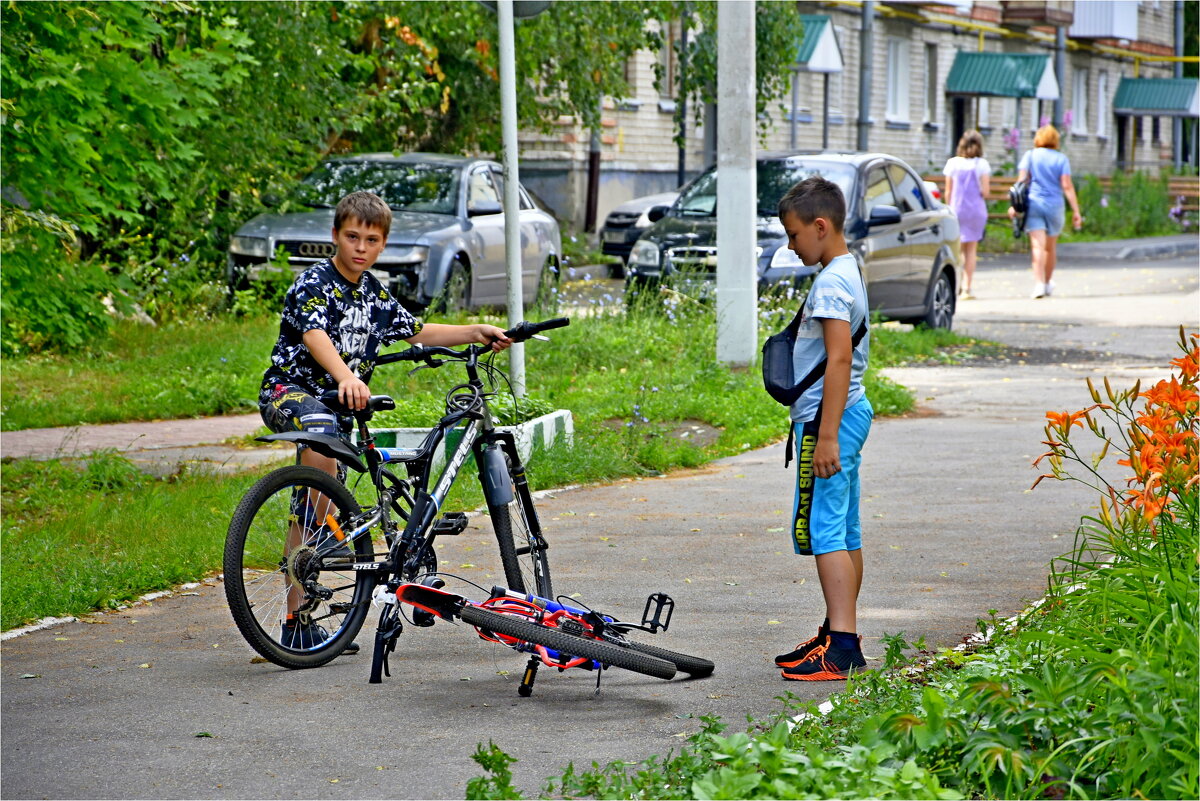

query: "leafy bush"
left=1073, top=171, right=1177, bottom=239
left=0, top=207, right=119, bottom=356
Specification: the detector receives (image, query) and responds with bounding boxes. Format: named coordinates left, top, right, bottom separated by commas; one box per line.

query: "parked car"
left=599, top=190, right=679, bottom=277
left=227, top=153, right=562, bottom=312
left=626, top=151, right=963, bottom=329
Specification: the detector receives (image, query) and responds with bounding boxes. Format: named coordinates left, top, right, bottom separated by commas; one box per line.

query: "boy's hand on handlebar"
left=338, top=375, right=371, bottom=411
left=473, top=324, right=512, bottom=352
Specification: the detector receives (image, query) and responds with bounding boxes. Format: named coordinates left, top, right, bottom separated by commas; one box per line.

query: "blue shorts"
left=1025, top=201, right=1064, bottom=237
left=791, top=397, right=873, bottom=555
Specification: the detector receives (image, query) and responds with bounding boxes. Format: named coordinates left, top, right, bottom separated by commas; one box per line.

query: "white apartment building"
left=516, top=0, right=1196, bottom=232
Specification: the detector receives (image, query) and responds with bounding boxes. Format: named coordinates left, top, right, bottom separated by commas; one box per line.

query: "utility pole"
left=715, top=0, right=756, bottom=367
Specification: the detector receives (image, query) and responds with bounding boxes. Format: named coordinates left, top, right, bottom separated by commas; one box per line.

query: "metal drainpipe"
left=857, top=1, right=874, bottom=152
left=1174, top=0, right=1184, bottom=170
left=1054, top=27, right=1065, bottom=128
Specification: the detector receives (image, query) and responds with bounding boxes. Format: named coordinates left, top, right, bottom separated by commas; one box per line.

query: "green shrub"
left=0, top=207, right=119, bottom=356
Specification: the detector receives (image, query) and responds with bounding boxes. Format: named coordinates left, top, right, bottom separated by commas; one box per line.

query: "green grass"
left=0, top=453, right=248, bottom=628
left=1, top=314, right=280, bottom=430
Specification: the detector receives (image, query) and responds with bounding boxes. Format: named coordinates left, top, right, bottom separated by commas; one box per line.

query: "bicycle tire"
left=487, top=454, right=552, bottom=598
left=460, top=605, right=676, bottom=680
left=224, top=465, right=374, bottom=669
left=619, top=639, right=715, bottom=677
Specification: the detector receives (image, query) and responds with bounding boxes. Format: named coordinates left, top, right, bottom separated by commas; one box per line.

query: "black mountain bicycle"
left=223, top=317, right=713, bottom=692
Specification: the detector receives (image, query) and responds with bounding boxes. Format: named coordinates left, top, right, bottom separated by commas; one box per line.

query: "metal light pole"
left=496, top=0, right=526, bottom=396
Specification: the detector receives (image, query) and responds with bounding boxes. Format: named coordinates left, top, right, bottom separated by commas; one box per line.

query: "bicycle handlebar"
left=376, top=318, right=569, bottom=366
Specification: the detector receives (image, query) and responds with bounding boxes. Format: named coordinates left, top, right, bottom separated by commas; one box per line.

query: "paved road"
left=1, top=239, right=1197, bottom=799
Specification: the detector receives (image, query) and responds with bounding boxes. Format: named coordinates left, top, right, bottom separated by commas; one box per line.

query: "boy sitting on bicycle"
left=259, top=190, right=511, bottom=475
left=771, top=177, right=873, bottom=681
left=258, top=190, right=510, bottom=649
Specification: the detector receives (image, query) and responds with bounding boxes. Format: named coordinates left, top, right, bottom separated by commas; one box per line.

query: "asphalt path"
left=2, top=243, right=1197, bottom=799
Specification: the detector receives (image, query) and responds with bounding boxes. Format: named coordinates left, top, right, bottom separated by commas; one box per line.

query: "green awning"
left=945, top=52, right=1059, bottom=100
left=795, top=14, right=843, bottom=74
left=1112, top=77, right=1199, bottom=117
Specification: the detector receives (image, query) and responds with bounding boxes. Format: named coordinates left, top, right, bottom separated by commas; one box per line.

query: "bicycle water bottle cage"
left=641, top=593, right=674, bottom=633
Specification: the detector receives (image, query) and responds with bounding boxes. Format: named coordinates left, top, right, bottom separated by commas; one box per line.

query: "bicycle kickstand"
left=369, top=609, right=403, bottom=685
left=518, top=655, right=540, bottom=697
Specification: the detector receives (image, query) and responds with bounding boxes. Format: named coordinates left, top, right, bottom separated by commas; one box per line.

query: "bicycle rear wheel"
left=224, top=465, right=374, bottom=669
left=460, top=605, right=675, bottom=680
left=619, top=639, right=715, bottom=677
left=488, top=455, right=552, bottom=598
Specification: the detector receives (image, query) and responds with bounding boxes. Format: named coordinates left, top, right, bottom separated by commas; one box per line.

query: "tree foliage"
left=1, top=0, right=806, bottom=355
left=664, top=2, right=806, bottom=147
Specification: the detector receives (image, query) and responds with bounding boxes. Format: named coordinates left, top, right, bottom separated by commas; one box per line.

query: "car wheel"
left=920, top=269, right=955, bottom=330
left=432, top=258, right=471, bottom=314
left=609, top=258, right=627, bottom=280
left=534, top=258, right=561, bottom=313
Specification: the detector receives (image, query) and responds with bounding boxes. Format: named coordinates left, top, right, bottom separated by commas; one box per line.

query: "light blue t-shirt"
left=1018, top=147, right=1071, bottom=210
left=789, top=252, right=870, bottom=423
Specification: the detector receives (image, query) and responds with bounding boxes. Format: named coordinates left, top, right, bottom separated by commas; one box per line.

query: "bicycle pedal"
left=431, top=512, right=468, bottom=536
left=641, top=592, right=675, bottom=633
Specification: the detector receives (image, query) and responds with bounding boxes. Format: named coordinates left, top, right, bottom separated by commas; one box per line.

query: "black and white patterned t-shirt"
left=260, top=259, right=422, bottom=398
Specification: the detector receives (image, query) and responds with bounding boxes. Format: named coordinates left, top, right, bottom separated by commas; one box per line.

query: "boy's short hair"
left=334, top=191, right=392, bottom=236
left=777, top=176, right=846, bottom=232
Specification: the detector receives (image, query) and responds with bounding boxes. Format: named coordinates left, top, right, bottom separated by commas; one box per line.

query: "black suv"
left=626, top=152, right=963, bottom=329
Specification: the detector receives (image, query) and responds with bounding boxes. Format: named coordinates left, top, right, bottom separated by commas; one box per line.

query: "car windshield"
left=673, top=160, right=856, bottom=218
left=293, top=161, right=460, bottom=215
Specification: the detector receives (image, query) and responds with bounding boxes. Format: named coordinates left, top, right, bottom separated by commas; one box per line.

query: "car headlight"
left=769, top=246, right=803, bottom=268
left=630, top=239, right=661, bottom=268
left=229, top=236, right=269, bottom=258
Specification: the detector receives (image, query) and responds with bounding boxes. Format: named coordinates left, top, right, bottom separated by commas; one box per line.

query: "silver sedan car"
left=227, top=153, right=563, bottom=311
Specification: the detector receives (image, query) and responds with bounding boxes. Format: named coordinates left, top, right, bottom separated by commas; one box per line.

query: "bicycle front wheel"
left=460, top=605, right=675, bottom=680
left=488, top=455, right=552, bottom=598
left=224, top=465, right=374, bottom=669
left=619, top=639, right=715, bottom=677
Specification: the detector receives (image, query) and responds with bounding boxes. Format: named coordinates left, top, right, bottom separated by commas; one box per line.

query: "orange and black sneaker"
left=774, top=624, right=829, bottom=667
left=780, top=637, right=866, bottom=681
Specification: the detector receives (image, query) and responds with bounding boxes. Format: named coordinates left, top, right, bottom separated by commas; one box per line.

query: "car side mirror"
left=468, top=199, right=503, bottom=217
left=867, top=205, right=902, bottom=226
left=647, top=205, right=668, bottom=223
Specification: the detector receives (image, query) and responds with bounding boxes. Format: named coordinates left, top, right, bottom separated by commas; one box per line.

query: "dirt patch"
left=601, top=418, right=724, bottom=449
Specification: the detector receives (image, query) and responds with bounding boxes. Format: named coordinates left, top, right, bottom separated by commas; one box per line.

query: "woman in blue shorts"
left=1011, top=125, right=1084, bottom=299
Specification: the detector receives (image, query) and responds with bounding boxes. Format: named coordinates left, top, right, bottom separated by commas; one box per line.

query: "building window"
left=656, top=20, right=680, bottom=98
left=976, top=96, right=991, bottom=132
left=832, top=25, right=848, bottom=117
left=1096, top=71, right=1109, bottom=138
left=924, top=43, right=938, bottom=124
left=1072, top=67, right=1089, bottom=134
left=886, top=37, right=910, bottom=122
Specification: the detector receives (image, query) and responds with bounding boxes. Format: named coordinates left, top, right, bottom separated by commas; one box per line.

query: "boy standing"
left=771, top=176, right=873, bottom=681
